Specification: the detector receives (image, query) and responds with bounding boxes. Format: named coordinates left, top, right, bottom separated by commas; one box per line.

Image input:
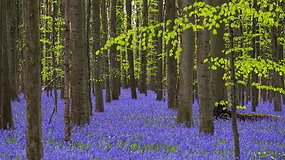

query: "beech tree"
left=23, top=0, right=43, bottom=159
left=71, top=0, right=91, bottom=125
left=177, top=0, right=195, bottom=126
left=93, top=0, right=104, bottom=112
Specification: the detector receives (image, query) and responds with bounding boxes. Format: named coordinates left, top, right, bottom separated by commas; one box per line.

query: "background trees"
left=0, top=0, right=284, bottom=159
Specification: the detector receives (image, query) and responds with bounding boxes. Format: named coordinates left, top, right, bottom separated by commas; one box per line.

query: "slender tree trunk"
left=0, top=0, right=4, bottom=129
left=177, top=0, right=194, bottom=126
left=101, top=0, right=111, bottom=102
left=126, top=0, right=137, bottom=99
left=251, top=0, right=259, bottom=112
left=7, top=0, right=18, bottom=100
left=272, top=19, right=282, bottom=112
left=2, top=0, right=14, bottom=130
left=64, top=0, right=72, bottom=142
left=156, top=0, right=163, bottom=101
left=210, top=0, right=226, bottom=108
left=51, top=0, right=58, bottom=114
left=71, top=0, right=91, bottom=125
left=166, top=0, right=178, bottom=109
left=23, top=0, right=43, bottom=158
left=229, top=12, right=240, bottom=160
left=93, top=0, right=104, bottom=112
left=110, top=0, right=120, bottom=100
left=139, top=0, right=148, bottom=96
left=196, top=0, right=213, bottom=135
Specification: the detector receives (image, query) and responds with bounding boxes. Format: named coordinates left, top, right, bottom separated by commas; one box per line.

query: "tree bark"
left=210, top=0, right=226, bottom=109
left=23, top=0, right=43, bottom=159
left=2, top=0, right=14, bottom=130
left=7, top=0, right=18, bottom=100
left=71, top=0, right=91, bottom=125
left=110, top=0, right=120, bottom=100
left=126, top=0, right=137, bottom=99
left=139, top=0, right=148, bottom=96
left=64, top=0, right=72, bottom=142
left=251, top=0, right=259, bottom=112
left=166, top=0, right=178, bottom=109
left=93, top=0, right=104, bottom=112
left=177, top=0, right=194, bottom=126
left=156, top=0, right=163, bottom=101
left=228, top=11, right=241, bottom=160
left=101, top=0, right=112, bottom=102
left=197, top=0, right=214, bottom=135
left=0, top=0, right=3, bottom=129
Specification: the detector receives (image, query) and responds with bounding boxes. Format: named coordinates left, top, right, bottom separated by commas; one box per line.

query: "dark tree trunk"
left=177, top=0, right=194, bottom=126
left=165, top=0, right=178, bottom=109
left=156, top=0, right=163, bottom=101
left=228, top=10, right=241, bottom=160
left=2, top=0, right=14, bottom=130
left=23, top=0, right=43, bottom=158
left=64, top=0, right=72, bottom=142
left=110, top=0, right=120, bottom=100
left=7, top=0, right=18, bottom=100
left=139, top=0, right=148, bottom=96
left=126, top=0, right=137, bottom=99
left=93, top=0, right=104, bottom=112
left=101, top=0, right=111, bottom=102
left=71, top=0, right=91, bottom=125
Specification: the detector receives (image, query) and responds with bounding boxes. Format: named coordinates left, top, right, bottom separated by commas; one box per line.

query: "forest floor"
left=0, top=89, right=284, bottom=160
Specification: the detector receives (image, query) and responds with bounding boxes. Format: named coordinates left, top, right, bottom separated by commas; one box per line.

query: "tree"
left=197, top=0, right=214, bottom=135
left=139, top=0, right=148, bottom=96
left=177, top=0, right=195, bottom=126
left=101, top=0, right=112, bottom=102
left=210, top=0, right=226, bottom=110
left=23, top=0, right=43, bottom=159
left=7, top=0, right=18, bottom=100
left=64, top=0, right=72, bottom=142
left=251, top=0, right=259, bottom=112
left=2, top=0, right=14, bottom=130
left=110, top=0, right=120, bottom=100
left=71, top=0, right=91, bottom=125
left=126, top=0, right=137, bottom=99
left=228, top=9, right=241, bottom=159
left=93, top=0, right=104, bottom=112
left=0, top=0, right=3, bottom=130
left=156, top=0, right=163, bottom=101
left=165, top=0, right=178, bottom=109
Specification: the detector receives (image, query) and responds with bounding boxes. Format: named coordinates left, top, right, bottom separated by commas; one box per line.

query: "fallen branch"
left=214, top=105, right=285, bottom=121
left=236, top=113, right=285, bottom=121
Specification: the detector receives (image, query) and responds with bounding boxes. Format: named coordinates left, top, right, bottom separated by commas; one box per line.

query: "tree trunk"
left=64, top=0, right=72, bottom=142
left=251, top=0, right=259, bottom=112
left=156, top=0, right=163, bottom=101
left=71, top=0, right=91, bottom=125
left=2, top=0, right=14, bottom=130
left=228, top=11, right=241, bottom=160
left=23, top=0, right=43, bottom=159
left=197, top=0, right=214, bottom=135
left=177, top=0, right=194, bottom=126
left=93, top=0, right=104, bottom=112
left=139, top=0, right=148, bottom=96
left=7, top=0, right=18, bottom=100
left=126, top=0, right=137, bottom=99
left=210, top=0, right=226, bottom=109
left=0, top=0, right=3, bottom=129
left=101, top=0, right=111, bottom=102
left=166, top=0, right=178, bottom=109
left=110, top=0, right=120, bottom=100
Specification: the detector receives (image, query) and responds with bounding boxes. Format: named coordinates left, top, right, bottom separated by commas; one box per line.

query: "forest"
left=0, top=0, right=285, bottom=159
